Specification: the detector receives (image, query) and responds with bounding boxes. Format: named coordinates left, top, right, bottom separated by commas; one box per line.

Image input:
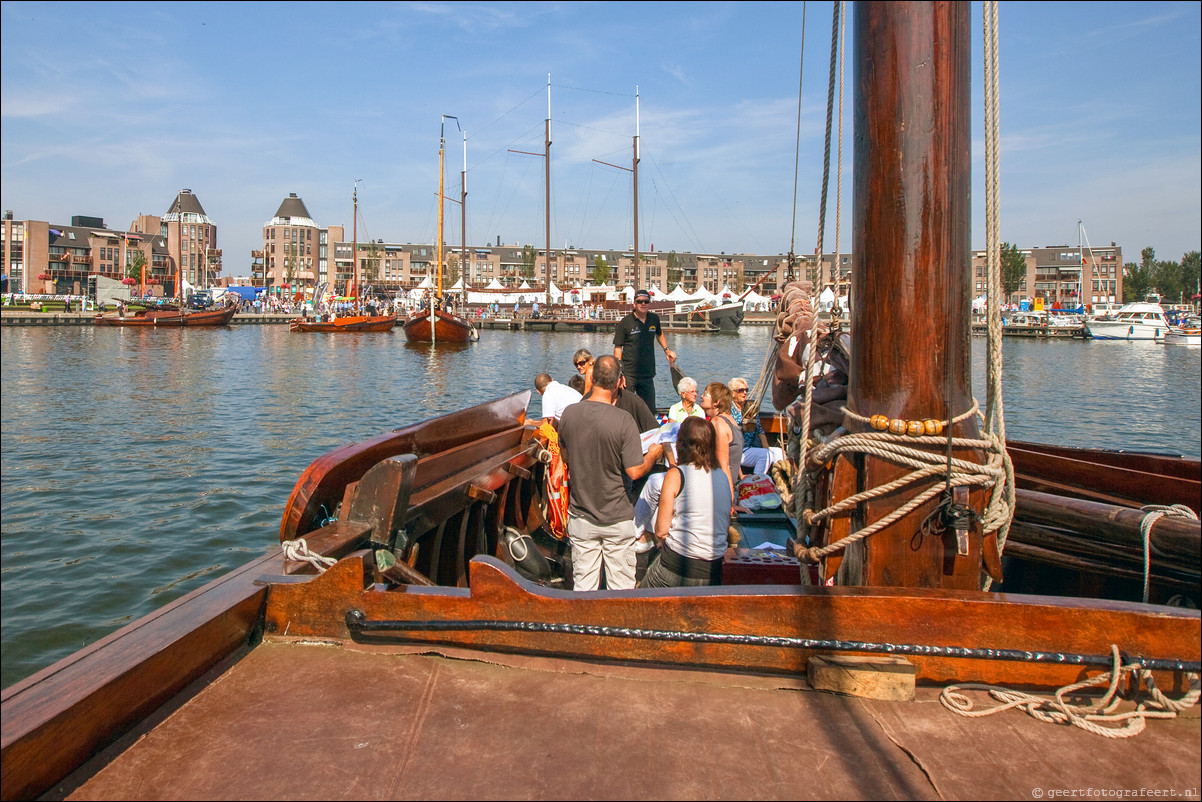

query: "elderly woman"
left=729, top=377, right=783, bottom=476
left=667, top=377, right=705, bottom=422
left=640, top=417, right=733, bottom=587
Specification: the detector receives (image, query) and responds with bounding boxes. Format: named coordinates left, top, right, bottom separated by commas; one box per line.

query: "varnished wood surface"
left=279, top=392, right=531, bottom=542
left=401, top=308, right=476, bottom=343
left=288, top=314, right=396, bottom=333
left=0, top=552, right=279, bottom=802
left=265, top=553, right=1200, bottom=692
left=92, top=304, right=237, bottom=327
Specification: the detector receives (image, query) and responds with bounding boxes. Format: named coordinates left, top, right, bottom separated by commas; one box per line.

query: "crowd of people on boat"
left=533, top=288, right=784, bottom=593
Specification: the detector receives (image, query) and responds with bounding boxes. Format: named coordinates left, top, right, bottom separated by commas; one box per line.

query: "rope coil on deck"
left=281, top=538, right=337, bottom=573
left=939, top=645, right=1201, bottom=738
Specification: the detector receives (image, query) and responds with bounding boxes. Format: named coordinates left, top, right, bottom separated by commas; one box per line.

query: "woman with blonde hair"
left=703, top=382, right=742, bottom=500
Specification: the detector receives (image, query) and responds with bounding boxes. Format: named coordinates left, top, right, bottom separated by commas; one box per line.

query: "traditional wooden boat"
left=4, top=5, right=1197, bottom=800
left=402, top=116, right=478, bottom=344
left=92, top=301, right=237, bottom=327
left=291, top=185, right=397, bottom=335
left=289, top=314, right=396, bottom=333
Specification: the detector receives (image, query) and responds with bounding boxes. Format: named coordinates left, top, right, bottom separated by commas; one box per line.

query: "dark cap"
left=634, top=289, right=651, bottom=300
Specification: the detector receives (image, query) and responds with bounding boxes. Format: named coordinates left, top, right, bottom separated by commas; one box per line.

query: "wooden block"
left=807, top=654, right=916, bottom=701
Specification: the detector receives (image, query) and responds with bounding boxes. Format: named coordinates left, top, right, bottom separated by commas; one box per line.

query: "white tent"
left=548, top=281, right=563, bottom=301
left=518, top=280, right=533, bottom=290
left=818, top=286, right=836, bottom=311
left=449, top=277, right=467, bottom=290
left=690, top=285, right=717, bottom=302
left=416, top=275, right=435, bottom=289
left=667, top=284, right=692, bottom=302
left=741, top=289, right=771, bottom=311
left=717, top=284, right=736, bottom=301
left=484, top=278, right=505, bottom=290
left=621, top=285, right=636, bottom=302
left=648, top=283, right=665, bottom=299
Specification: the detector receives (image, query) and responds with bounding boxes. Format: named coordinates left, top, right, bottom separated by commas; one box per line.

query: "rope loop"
left=281, top=538, right=338, bottom=573
left=940, top=645, right=1201, bottom=738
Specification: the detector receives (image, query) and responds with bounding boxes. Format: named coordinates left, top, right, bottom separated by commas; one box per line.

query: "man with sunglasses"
left=613, top=288, right=676, bottom=412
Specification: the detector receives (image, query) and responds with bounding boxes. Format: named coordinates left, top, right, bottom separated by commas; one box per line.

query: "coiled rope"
left=939, top=645, right=1201, bottom=738
left=281, top=538, right=337, bottom=573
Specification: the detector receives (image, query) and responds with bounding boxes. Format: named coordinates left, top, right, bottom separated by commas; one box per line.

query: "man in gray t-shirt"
left=558, top=356, right=663, bottom=591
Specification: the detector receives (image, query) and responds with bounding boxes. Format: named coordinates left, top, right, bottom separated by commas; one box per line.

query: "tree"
left=591, top=255, right=611, bottom=286
left=445, top=252, right=460, bottom=287
left=1123, top=258, right=1154, bottom=303
left=283, top=242, right=299, bottom=289
left=1181, top=250, right=1201, bottom=305
left=667, top=251, right=681, bottom=288
left=521, top=245, right=535, bottom=280
left=362, top=242, right=382, bottom=286
left=125, top=251, right=146, bottom=283
left=999, top=242, right=1027, bottom=300
left=1154, top=257, right=1184, bottom=304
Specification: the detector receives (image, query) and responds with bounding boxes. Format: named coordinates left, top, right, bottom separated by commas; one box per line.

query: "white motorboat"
left=1164, top=316, right=1201, bottom=346
left=1084, top=301, right=1173, bottom=340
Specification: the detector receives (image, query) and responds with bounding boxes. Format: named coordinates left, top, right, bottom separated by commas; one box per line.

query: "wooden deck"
left=52, top=640, right=1200, bottom=801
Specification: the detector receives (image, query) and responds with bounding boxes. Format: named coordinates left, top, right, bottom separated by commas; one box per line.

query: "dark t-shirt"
left=558, top=400, right=644, bottom=526
left=613, top=311, right=662, bottom=378
left=615, top=389, right=659, bottom=434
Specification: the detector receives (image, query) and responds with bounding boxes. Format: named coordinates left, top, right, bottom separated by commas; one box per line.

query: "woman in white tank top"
left=639, top=417, right=733, bottom=588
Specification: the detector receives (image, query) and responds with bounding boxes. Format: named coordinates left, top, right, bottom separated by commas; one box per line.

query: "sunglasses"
left=734, top=388, right=748, bottom=394
left=634, top=298, right=650, bottom=304
left=575, top=360, right=590, bottom=367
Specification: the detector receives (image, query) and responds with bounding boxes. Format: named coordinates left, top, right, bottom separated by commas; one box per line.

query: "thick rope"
left=1138, top=504, right=1199, bottom=603
left=281, top=538, right=337, bottom=572
left=940, top=645, right=1201, bottom=738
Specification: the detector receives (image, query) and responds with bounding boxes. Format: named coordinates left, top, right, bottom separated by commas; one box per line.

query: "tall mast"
left=544, top=74, right=552, bottom=308
left=633, top=87, right=640, bottom=285
left=352, top=179, right=360, bottom=301
left=461, top=128, right=468, bottom=309
left=437, top=120, right=446, bottom=300
left=842, top=1, right=983, bottom=589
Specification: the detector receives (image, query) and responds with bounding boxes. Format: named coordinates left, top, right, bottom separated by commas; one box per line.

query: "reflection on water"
left=2, top=325, right=1199, bottom=687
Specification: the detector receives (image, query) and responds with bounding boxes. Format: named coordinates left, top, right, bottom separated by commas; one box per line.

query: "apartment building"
left=970, top=243, right=1123, bottom=306
left=1, top=189, right=218, bottom=296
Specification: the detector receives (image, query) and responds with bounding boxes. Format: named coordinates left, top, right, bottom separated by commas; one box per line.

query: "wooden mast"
left=437, top=120, right=446, bottom=302
left=352, top=180, right=359, bottom=308
left=633, top=87, right=640, bottom=287
left=544, top=75, right=552, bottom=309
left=829, top=1, right=984, bottom=589
left=461, top=128, right=468, bottom=311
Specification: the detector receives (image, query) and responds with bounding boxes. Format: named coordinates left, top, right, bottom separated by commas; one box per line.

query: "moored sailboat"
left=402, top=116, right=477, bottom=344
left=290, top=183, right=396, bottom=334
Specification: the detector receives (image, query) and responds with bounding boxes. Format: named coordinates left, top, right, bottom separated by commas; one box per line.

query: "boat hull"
left=402, top=308, right=476, bottom=342
left=93, top=305, right=237, bottom=327
left=663, top=300, right=744, bottom=331
left=289, top=315, right=396, bottom=333
left=1164, top=328, right=1201, bottom=346
left=1086, top=320, right=1168, bottom=340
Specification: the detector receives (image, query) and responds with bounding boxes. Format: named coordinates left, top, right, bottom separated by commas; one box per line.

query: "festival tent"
left=416, top=275, right=435, bottom=289
left=667, top=284, right=692, bottom=302
left=547, top=281, right=564, bottom=301
left=689, top=285, right=717, bottom=303
left=972, top=294, right=987, bottom=314
left=449, top=277, right=467, bottom=290
left=819, top=285, right=836, bottom=311
left=518, top=280, right=533, bottom=290
left=717, top=284, right=736, bottom=301
left=620, top=285, right=636, bottom=302
left=648, top=283, right=665, bottom=299
left=484, top=278, right=505, bottom=290
left=741, top=289, right=771, bottom=311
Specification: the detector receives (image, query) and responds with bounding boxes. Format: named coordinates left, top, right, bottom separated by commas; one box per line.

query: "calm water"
left=2, top=324, right=1199, bottom=688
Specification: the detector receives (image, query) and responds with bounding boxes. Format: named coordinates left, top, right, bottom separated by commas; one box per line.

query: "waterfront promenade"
left=0, top=309, right=779, bottom=328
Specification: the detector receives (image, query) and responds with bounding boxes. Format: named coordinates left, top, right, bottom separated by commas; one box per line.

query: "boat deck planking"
left=50, top=641, right=1201, bottom=801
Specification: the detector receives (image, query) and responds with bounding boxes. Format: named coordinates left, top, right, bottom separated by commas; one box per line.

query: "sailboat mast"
left=633, top=87, right=640, bottom=285
left=544, top=75, right=552, bottom=308
left=437, top=125, right=445, bottom=300
left=461, top=130, right=468, bottom=309
left=352, top=180, right=359, bottom=301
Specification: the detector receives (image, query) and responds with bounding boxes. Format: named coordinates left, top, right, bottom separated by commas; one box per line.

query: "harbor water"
left=2, top=324, right=1199, bottom=688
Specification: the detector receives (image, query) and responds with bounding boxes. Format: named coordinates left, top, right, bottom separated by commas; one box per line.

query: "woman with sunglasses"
left=729, top=378, right=783, bottom=476
left=572, top=348, right=594, bottom=396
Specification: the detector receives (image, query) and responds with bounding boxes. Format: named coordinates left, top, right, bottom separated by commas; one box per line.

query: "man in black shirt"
left=613, top=288, right=676, bottom=412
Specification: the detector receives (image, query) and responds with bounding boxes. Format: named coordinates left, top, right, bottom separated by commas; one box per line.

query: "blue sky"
left=2, top=1, right=1199, bottom=277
